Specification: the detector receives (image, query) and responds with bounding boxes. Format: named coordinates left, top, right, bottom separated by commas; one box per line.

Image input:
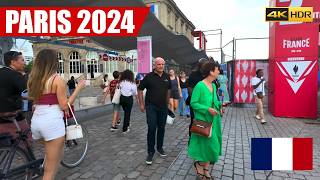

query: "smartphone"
left=85, top=80, right=90, bottom=86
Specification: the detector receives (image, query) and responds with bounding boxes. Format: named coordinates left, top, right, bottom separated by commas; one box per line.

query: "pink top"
left=37, top=93, right=59, bottom=105
left=36, top=74, right=59, bottom=105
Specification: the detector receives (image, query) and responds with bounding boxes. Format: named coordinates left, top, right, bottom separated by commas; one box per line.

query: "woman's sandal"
left=203, top=168, right=213, bottom=180
left=193, top=161, right=205, bottom=179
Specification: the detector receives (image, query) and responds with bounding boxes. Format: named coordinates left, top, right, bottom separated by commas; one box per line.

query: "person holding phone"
left=251, top=69, right=266, bottom=124
left=28, top=49, right=86, bottom=179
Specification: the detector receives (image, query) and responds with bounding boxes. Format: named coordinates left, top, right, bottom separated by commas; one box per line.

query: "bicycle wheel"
left=0, top=146, right=32, bottom=180
left=61, top=126, right=88, bottom=168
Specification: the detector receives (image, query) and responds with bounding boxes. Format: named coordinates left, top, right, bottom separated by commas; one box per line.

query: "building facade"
left=144, top=0, right=195, bottom=44
left=31, top=1, right=196, bottom=82
left=32, top=37, right=137, bottom=83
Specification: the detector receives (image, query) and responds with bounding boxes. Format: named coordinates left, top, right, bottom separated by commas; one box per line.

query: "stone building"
left=32, top=37, right=137, bottom=84
left=31, top=0, right=196, bottom=82
left=144, top=0, right=195, bottom=44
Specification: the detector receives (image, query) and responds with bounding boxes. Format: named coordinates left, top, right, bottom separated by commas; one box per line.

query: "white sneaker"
left=255, top=115, right=261, bottom=120
left=261, top=119, right=266, bottom=124
left=122, top=128, right=130, bottom=134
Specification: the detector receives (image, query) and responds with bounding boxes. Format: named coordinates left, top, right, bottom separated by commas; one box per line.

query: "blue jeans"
left=146, top=104, right=167, bottom=154
left=178, top=88, right=190, bottom=116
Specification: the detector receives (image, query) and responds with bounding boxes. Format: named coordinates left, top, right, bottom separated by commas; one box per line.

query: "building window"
left=99, top=63, right=103, bottom=73
left=167, top=8, right=171, bottom=27
left=106, top=61, right=110, bottom=73
left=86, top=51, right=99, bottom=74
left=175, top=16, right=178, bottom=32
left=181, top=21, right=184, bottom=34
left=110, top=59, right=117, bottom=73
left=57, top=52, right=64, bottom=74
left=69, top=51, right=81, bottom=74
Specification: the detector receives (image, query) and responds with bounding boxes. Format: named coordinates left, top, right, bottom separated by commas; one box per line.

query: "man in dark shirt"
left=0, top=51, right=28, bottom=135
left=67, top=76, right=77, bottom=95
left=138, top=57, right=171, bottom=165
left=0, top=51, right=26, bottom=114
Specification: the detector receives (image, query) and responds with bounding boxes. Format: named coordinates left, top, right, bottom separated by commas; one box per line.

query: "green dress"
left=188, top=81, right=222, bottom=163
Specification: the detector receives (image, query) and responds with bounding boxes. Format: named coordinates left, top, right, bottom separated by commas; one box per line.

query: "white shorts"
left=31, top=105, right=65, bottom=141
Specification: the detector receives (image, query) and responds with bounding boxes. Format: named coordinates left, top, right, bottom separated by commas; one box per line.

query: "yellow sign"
left=266, top=7, right=313, bottom=22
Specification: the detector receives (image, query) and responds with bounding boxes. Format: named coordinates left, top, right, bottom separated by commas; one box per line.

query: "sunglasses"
left=7, top=51, right=22, bottom=58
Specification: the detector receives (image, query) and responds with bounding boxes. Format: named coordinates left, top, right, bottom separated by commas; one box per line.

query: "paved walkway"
left=32, top=105, right=320, bottom=180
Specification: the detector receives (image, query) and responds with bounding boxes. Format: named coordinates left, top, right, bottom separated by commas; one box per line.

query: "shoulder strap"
left=49, top=75, right=58, bottom=93
left=45, top=76, right=53, bottom=92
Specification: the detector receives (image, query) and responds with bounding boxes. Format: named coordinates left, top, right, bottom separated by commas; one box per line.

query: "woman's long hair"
left=119, top=69, right=134, bottom=83
left=28, top=49, right=59, bottom=101
left=103, top=74, right=108, bottom=82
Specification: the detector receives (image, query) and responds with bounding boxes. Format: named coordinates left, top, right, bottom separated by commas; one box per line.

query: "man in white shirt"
left=251, top=69, right=266, bottom=124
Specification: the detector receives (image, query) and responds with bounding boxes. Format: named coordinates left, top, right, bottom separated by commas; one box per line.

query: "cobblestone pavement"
left=32, top=105, right=320, bottom=180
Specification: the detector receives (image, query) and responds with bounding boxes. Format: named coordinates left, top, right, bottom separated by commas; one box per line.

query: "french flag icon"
left=251, top=138, right=313, bottom=170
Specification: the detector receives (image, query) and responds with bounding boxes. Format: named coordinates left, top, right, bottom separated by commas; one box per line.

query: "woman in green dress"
left=217, top=69, right=230, bottom=103
left=188, top=61, right=223, bottom=180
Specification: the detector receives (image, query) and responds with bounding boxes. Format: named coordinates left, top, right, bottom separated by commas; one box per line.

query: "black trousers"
left=146, top=104, right=167, bottom=154
left=120, top=95, right=133, bottom=132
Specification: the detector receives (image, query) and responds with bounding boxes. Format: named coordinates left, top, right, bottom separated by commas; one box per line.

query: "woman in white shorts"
left=28, top=49, right=85, bottom=180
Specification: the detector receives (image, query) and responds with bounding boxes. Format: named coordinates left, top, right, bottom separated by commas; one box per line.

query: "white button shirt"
left=119, top=81, right=137, bottom=97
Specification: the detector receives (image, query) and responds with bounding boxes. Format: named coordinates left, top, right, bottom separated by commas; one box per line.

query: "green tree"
left=25, top=60, right=33, bottom=73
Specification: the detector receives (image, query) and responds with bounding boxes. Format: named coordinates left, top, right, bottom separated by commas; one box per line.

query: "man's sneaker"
left=146, top=153, right=154, bottom=165
left=157, top=149, right=167, bottom=157
left=110, top=126, right=119, bottom=131
left=116, top=120, right=121, bottom=126
left=255, top=115, right=261, bottom=120
left=122, top=128, right=130, bottom=134
left=261, top=119, right=267, bottom=124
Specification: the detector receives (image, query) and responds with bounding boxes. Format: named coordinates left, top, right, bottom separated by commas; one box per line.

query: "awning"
left=0, top=0, right=208, bottom=65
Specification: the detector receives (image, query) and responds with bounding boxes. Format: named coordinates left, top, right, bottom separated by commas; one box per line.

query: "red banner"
left=0, top=7, right=150, bottom=36
left=234, top=60, right=256, bottom=103
left=268, top=0, right=319, bottom=119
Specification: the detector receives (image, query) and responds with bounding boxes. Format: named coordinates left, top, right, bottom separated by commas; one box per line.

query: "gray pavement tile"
left=150, top=173, right=163, bottom=180
left=243, top=175, right=256, bottom=180
left=80, top=171, right=95, bottom=179
left=177, top=169, right=188, bottom=176
left=127, top=171, right=140, bottom=179
left=288, top=173, right=307, bottom=179
left=66, top=172, right=82, bottom=180
left=233, top=174, right=244, bottom=180
left=221, top=175, right=233, bottom=180
left=234, top=168, right=244, bottom=176
left=222, top=169, right=233, bottom=177
left=268, top=175, right=285, bottom=180
left=305, top=176, right=320, bottom=180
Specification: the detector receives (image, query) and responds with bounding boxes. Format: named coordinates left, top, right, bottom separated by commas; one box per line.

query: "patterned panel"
left=234, top=60, right=256, bottom=103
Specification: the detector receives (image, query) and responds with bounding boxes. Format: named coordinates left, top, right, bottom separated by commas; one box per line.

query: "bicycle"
left=0, top=114, right=89, bottom=179
left=0, top=116, right=43, bottom=180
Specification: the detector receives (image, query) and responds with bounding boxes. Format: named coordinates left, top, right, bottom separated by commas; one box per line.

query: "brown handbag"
left=190, top=119, right=212, bottom=138
left=190, top=83, right=218, bottom=138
